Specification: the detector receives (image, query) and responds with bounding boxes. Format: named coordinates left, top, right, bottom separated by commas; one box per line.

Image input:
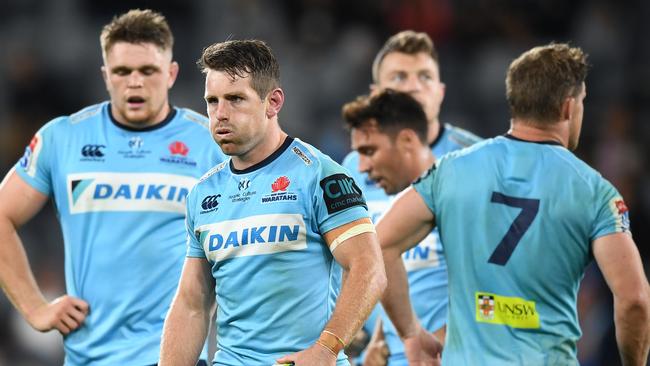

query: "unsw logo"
left=261, top=176, right=297, bottom=204
left=474, top=291, right=540, bottom=329
left=200, top=194, right=221, bottom=214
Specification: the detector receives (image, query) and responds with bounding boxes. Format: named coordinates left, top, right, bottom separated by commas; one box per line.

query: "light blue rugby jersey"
left=342, top=123, right=481, bottom=365
left=186, top=136, right=370, bottom=366
left=14, top=102, right=225, bottom=365
left=413, top=135, right=631, bottom=365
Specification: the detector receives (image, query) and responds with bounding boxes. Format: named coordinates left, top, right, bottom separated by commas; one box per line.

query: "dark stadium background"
left=1, top=1, right=648, bottom=365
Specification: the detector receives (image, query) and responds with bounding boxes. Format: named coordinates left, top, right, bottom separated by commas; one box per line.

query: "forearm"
left=324, top=258, right=386, bottom=346
left=380, top=248, right=418, bottom=338
left=615, top=294, right=650, bottom=366
left=159, top=296, right=212, bottom=365
left=0, top=219, right=47, bottom=318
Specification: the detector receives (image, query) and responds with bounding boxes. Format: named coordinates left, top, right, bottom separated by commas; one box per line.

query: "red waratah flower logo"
left=615, top=199, right=628, bottom=214
left=28, top=135, right=39, bottom=152
left=272, top=176, right=290, bottom=192
left=169, top=141, right=189, bottom=156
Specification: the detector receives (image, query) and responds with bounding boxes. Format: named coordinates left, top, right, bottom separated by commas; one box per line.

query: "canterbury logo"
left=201, top=194, right=221, bottom=210
left=82, top=144, right=106, bottom=157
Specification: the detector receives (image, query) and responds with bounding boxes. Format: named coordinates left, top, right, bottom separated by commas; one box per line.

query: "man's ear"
left=369, top=83, right=379, bottom=96
left=167, top=61, right=180, bottom=89
left=560, top=96, right=575, bottom=122
left=266, top=88, right=285, bottom=119
left=395, top=128, right=419, bottom=151
left=101, top=65, right=109, bottom=90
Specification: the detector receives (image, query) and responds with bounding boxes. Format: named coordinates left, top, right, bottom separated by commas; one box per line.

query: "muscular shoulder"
left=33, top=102, right=106, bottom=140
left=174, top=108, right=210, bottom=131
left=442, top=123, right=483, bottom=149
left=291, top=138, right=348, bottom=179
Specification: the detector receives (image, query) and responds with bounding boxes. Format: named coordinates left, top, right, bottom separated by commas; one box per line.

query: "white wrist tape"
left=329, top=223, right=376, bottom=253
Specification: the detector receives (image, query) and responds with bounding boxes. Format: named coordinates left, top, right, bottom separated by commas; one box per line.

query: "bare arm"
left=376, top=187, right=440, bottom=365
left=277, top=217, right=387, bottom=365
left=324, top=217, right=387, bottom=344
left=377, top=187, right=434, bottom=339
left=593, top=233, right=650, bottom=366
left=0, top=170, right=88, bottom=334
left=160, top=257, right=215, bottom=365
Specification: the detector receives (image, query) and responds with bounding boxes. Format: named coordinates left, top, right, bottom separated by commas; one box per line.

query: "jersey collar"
left=428, top=123, right=446, bottom=149
left=504, top=133, right=563, bottom=146
left=230, top=136, right=294, bottom=175
left=107, top=103, right=177, bottom=132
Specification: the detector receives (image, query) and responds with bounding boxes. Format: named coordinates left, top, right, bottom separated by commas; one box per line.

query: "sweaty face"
left=568, top=82, right=586, bottom=151
left=102, top=42, right=178, bottom=128
left=351, top=123, right=412, bottom=195
left=375, top=52, right=445, bottom=125
left=204, top=70, right=270, bottom=158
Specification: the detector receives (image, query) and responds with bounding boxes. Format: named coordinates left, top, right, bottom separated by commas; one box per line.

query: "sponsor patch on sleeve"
left=320, top=173, right=367, bottom=214
left=19, top=133, right=43, bottom=177
left=609, top=197, right=630, bottom=233
left=475, top=291, right=540, bottom=329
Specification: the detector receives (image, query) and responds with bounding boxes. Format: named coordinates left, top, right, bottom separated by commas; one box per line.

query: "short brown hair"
left=198, top=39, right=280, bottom=99
left=342, top=89, right=428, bottom=143
left=372, top=30, right=439, bottom=83
left=100, top=9, right=173, bottom=56
left=506, top=43, right=589, bottom=124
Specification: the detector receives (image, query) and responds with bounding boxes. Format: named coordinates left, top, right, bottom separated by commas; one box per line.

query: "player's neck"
left=417, top=149, right=436, bottom=178
left=231, top=126, right=288, bottom=171
left=426, top=119, right=441, bottom=146
left=111, top=103, right=172, bottom=130
left=509, top=119, right=567, bottom=147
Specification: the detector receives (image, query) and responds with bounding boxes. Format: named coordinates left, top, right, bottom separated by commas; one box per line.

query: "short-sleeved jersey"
left=14, top=102, right=225, bottom=365
left=413, top=135, right=631, bottom=365
left=343, top=123, right=481, bottom=365
left=186, top=137, right=370, bottom=366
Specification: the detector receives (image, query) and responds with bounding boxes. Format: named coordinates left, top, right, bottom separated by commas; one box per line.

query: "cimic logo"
left=201, top=194, right=221, bottom=213
left=320, top=173, right=366, bottom=214
left=81, top=144, right=106, bottom=158
left=206, top=224, right=300, bottom=251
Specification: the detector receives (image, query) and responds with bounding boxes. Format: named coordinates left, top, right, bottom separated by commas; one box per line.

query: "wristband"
left=317, top=329, right=346, bottom=355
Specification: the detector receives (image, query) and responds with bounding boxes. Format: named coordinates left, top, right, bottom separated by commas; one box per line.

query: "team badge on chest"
left=261, top=176, right=297, bottom=204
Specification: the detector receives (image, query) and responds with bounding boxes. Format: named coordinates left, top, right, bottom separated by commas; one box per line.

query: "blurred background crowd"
left=0, top=0, right=648, bottom=365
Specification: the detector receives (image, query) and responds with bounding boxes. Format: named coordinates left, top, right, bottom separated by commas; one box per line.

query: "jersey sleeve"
left=412, top=161, right=441, bottom=216
left=590, top=178, right=632, bottom=240
left=13, top=118, right=63, bottom=196
left=185, top=187, right=207, bottom=258
left=314, top=156, right=369, bottom=234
